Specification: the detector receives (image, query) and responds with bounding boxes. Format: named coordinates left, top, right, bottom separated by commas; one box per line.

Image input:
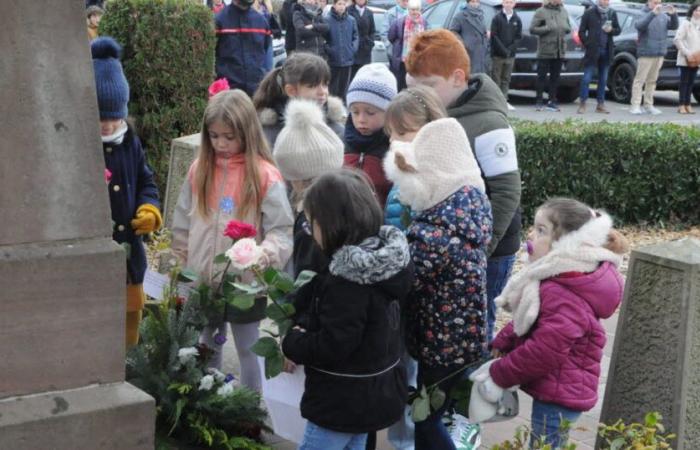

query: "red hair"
left=405, top=30, right=470, bottom=80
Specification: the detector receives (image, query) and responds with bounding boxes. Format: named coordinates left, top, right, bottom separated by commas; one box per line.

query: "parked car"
left=422, top=0, right=586, bottom=102
left=606, top=2, right=700, bottom=103
left=370, top=6, right=390, bottom=65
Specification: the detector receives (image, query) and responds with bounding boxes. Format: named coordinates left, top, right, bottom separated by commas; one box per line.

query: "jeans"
left=387, top=352, right=419, bottom=450
left=579, top=49, right=609, bottom=104
left=486, top=254, right=516, bottom=343
left=535, top=58, right=563, bottom=104
left=530, top=400, right=581, bottom=449
left=679, top=66, right=699, bottom=105
left=491, top=56, right=515, bottom=99
left=300, top=422, right=368, bottom=450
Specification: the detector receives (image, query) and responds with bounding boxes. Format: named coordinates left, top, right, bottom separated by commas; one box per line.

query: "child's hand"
left=283, top=358, right=297, bottom=373
left=293, top=325, right=307, bottom=333
left=131, top=204, right=162, bottom=235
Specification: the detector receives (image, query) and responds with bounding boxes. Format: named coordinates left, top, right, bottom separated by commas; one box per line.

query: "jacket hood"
left=260, top=96, right=346, bottom=127
left=550, top=262, right=623, bottom=319
left=447, top=74, right=508, bottom=121
left=329, top=226, right=412, bottom=296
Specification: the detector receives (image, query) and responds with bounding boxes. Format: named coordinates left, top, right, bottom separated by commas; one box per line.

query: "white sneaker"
left=644, top=105, right=662, bottom=115
left=630, top=106, right=645, bottom=115
left=507, top=102, right=516, bottom=111
left=448, top=414, right=482, bottom=450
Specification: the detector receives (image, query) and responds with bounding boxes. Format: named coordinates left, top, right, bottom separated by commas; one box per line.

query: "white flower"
left=199, top=375, right=215, bottom=391
left=207, top=368, right=226, bottom=383
left=177, top=347, right=199, bottom=365
left=225, top=238, right=265, bottom=271
left=216, top=382, right=235, bottom=397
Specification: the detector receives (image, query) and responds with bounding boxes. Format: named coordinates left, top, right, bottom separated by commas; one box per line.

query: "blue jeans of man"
left=579, top=48, right=610, bottom=104
left=299, top=421, right=367, bottom=450
left=486, top=254, right=516, bottom=343
left=530, top=400, right=581, bottom=449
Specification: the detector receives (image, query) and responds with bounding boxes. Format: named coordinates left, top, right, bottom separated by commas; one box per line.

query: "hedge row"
left=100, top=0, right=216, bottom=191
left=515, top=119, right=700, bottom=226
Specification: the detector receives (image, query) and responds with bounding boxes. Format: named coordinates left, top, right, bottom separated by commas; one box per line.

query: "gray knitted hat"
left=273, top=99, right=344, bottom=181
left=346, top=63, right=397, bottom=110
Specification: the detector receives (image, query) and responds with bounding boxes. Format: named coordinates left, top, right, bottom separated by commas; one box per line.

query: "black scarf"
left=343, top=116, right=390, bottom=158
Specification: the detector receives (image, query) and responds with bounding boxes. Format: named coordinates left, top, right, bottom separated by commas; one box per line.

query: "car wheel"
left=693, top=86, right=700, bottom=104
left=610, top=62, right=635, bottom=104
left=557, top=86, right=579, bottom=103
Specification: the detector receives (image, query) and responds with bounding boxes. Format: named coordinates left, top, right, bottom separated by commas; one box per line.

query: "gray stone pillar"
left=0, top=1, right=154, bottom=449
left=597, top=238, right=700, bottom=450
left=163, top=133, right=201, bottom=229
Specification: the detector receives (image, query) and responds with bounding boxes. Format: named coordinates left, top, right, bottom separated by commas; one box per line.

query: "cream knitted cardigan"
left=675, top=18, right=700, bottom=66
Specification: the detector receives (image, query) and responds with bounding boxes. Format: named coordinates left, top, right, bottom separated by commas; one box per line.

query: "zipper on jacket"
left=358, top=152, right=365, bottom=168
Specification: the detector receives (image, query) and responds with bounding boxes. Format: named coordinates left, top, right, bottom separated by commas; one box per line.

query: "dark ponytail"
left=253, top=67, right=286, bottom=111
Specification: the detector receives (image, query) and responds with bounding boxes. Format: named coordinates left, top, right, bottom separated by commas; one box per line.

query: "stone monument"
left=0, top=1, right=154, bottom=448
left=163, top=133, right=201, bottom=229
left=597, top=238, right=700, bottom=449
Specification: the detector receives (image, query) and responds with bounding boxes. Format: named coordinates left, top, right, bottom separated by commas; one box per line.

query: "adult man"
left=577, top=0, right=621, bottom=114
left=406, top=29, right=522, bottom=346
left=490, top=0, right=522, bottom=102
left=215, top=0, right=271, bottom=97
left=450, top=0, right=491, bottom=74
left=630, top=0, right=678, bottom=115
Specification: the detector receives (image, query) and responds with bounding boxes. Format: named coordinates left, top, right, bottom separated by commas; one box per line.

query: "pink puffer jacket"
left=490, top=262, right=624, bottom=411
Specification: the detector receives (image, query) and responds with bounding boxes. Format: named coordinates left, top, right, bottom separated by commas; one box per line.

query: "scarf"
left=303, top=3, right=319, bottom=15
left=597, top=4, right=609, bottom=13
left=101, top=120, right=128, bottom=145
left=344, top=116, right=390, bottom=159
left=402, top=15, right=425, bottom=62
left=495, top=213, right=622, bottom=336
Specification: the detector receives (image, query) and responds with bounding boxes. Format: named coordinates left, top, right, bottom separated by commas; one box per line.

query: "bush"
left=514, top=120, right=700, bottom=227
left=100, top=0, right=215, bottom=193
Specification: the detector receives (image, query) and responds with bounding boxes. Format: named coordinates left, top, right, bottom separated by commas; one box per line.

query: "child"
left=92, top=37, right=162, bottom=348
left=470, top=198, right=627, bottom=448
left=406, top=29, right=521, bottom=344
left=273, top=99, right=345, bottom=276
left=326, top=0, right=359, bottom=99
left=383, top=116, right=492, bottom=450
left=86, top=5, right=104, bottom=41
left=253, top=52, right=346, bottom=148
left=282, top=169, right=414, bottom=450
left=171, top=89, right=294, bottom=392
left=212, top=0, right=225, bottom=13
left=293, top=0, right=329, bottom=58
left=344, top=63, right=397, bottom=208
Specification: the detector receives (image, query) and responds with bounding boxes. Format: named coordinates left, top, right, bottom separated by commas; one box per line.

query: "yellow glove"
left=131, top=204, right=162, bottom=236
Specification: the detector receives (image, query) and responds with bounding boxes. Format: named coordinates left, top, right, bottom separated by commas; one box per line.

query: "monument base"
left=0, top=382, right=154, bottom=450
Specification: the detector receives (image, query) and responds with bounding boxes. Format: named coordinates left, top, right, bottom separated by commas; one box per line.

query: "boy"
left=405, top=29, right=522, bottom=344
left=326, top=0, right=359, bottom=98
left=490, top=0, right=522, bottom=104
left=86, top=5, right=103, bottom=41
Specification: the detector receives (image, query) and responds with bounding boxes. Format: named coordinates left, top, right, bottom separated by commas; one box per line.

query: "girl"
left=471, top=198, right=627, bottom=448
left=282, top=169, right=414, bottom=450
left=253, top=52, right=346, bottom=149
left=343, top=63, right=397, bottom=208
left=388, top=0, right=426, bottom=90
left=383, top=114, right=492, bottom=450
left=171, top=89, right=294, bottom=392
left=674, top=3, right=700, bottom=114
left=272, top=99, right=345, bottom=276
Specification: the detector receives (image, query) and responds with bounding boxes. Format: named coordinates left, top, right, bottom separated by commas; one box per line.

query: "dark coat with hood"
left=293, top=3, right=330, bottom=58
left=579, top=5, right=621, bottom=66
left=450, top=5, right=491, bottom=74
left=348, top=4, right=377, bottom=65
left=529, top=0, right=571, bottom=59
left=283, top=226, right=414, bottom=433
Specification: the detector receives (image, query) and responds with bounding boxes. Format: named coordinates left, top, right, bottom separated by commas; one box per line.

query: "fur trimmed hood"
left=496, top=212, right=624, bottom=336
left=259, top=96, right=347, bottom=127
left=329, top=226, right=411, bottom=285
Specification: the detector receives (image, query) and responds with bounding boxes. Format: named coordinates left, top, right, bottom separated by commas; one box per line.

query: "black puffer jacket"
left=283, top=226, right=414, bottom=433
left=293, top=3, right=329, bottom=58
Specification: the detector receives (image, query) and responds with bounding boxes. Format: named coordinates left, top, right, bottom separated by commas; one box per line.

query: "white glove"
left=478, top=375, right=505, bottom=404
left=469, top=359, right=496, bottom=383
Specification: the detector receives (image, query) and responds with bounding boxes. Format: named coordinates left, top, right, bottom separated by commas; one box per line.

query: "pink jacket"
left=490, top=262, right=623, bottom=411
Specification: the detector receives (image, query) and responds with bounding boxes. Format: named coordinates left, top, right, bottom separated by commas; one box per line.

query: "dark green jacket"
left=447, top=74, right=522, bottom=257
left=530, top=2, right=571, bottom=59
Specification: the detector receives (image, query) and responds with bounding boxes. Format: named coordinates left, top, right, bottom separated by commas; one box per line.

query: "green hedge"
left=100, top=0, right=216, bottom=193
left=515, top=120, right=700, bottom=226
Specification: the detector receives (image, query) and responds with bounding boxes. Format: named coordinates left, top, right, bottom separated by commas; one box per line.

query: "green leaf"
left=264, top=351, right=284, bottom=379
left=294, top=270, right=317, bottom=288
left=266, top=303, right=295, bottom=322
left=229, top=293, right=255, bottom=310
left=177, top=269, right=198, bottom=283
left=429, top=387, right=446, bottom=411
left=232, top=282, right=264, bottom=295
left=213, top=253, right=228, bottom=264
left=411, top=386, right=430, bottom=422
left=645, top=411, right=659, bottom=427
left=168, top=398, right=188, bottom=435
left=277, top=318, right=294, bottom=337
left=610, top=437, right=626, bottom=450
left=250, top=336, right=279, bottom=358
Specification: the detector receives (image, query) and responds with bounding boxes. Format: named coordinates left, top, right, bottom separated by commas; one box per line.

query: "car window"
left=621, top=12, right=637, bottom=33
left=424, top=0, right=455, bottom=29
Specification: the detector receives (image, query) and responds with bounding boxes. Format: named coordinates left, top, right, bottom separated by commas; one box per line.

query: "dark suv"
left=606, top=2, right=700, bottom=103
left=422, top=0, right=586, bottom=102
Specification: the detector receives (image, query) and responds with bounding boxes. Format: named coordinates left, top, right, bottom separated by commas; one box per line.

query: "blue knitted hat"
left=346, top=63, right=397, bottom=111
left=91, top=37, right=129, bottom=120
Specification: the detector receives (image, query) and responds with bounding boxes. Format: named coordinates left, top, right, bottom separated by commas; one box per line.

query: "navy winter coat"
left=103, top=126, right=160, bottom=285
left=348, top=5, right=376, bottom=65
left=326, top=10, right=359, bottom=67
left=215, top=4, right=272, bottom=96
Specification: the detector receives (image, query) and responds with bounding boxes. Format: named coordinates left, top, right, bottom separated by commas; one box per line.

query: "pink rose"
left=223, top=220, right=257, bottom=241
left=104, top=168, right=112, bottom=184
left=208, top=78, right=230, bottom=98
left=225, top=238, right=264, bottom=271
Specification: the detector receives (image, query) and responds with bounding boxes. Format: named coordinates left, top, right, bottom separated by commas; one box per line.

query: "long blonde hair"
left=194, top=89, right=274, bottom=221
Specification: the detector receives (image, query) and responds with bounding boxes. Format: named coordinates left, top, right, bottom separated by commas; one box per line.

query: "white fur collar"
left=259, top=96, right=346, bottom=127
left=496, top=213, right=622, bottom=336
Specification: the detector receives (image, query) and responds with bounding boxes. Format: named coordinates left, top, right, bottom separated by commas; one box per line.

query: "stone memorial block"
left=597, top=238, right=700, bottom=450
left=163, top=133, right=201, bottom=229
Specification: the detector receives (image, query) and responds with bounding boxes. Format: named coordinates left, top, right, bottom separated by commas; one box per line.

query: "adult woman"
left=674, top=2, right=700, bottom=114
left=450, top=0, right=490, bottom=74
left=388, top=0, right=426, bottom=90
left=348, top=0, right=376, bottom=80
